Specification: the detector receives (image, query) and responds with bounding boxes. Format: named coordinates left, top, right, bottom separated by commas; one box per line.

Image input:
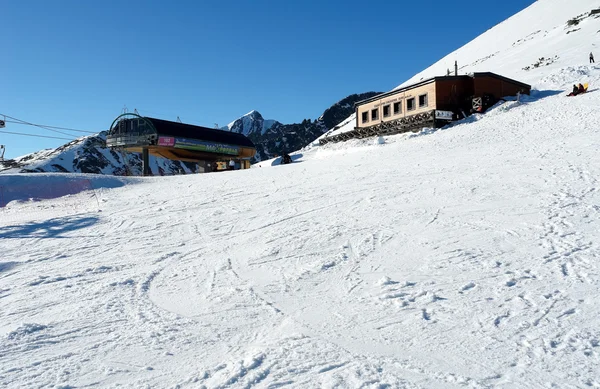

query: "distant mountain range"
left=0, top=92, right=380, bottom=174
left=222, top=92, right=381, bottom=162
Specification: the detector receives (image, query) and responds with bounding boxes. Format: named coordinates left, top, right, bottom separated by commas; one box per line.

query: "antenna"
left=176, top=116, right=182, bottom=123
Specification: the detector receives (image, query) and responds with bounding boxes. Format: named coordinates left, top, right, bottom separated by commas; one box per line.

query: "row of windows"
left=361, top=93, right=429, bottom=123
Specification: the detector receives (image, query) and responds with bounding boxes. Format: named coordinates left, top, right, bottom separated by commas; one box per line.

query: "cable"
left=2, top=115, right=73, bottom=137
left=4, top=120, right=97, bottom=134
left=1, top=114, right=97, bottom=137
left=0, top=130, right=76, bottom=141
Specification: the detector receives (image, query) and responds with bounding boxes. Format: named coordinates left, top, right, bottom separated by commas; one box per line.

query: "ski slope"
left=398, top=0, right=599, bottom=89
left=320, top=0, right=599, bottom=141
left=3, top=0, right=600, bottom=387
left=2, top=60, right=600, bottom=387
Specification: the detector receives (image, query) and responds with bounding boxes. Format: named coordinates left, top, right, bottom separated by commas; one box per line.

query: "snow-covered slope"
left=2, top=64, right=600, bottom=387
left=398, top=0, right=600, bottom=89
left=4, top=1, right=600, bottom=387
left=321, top=0, right=599, bottom=142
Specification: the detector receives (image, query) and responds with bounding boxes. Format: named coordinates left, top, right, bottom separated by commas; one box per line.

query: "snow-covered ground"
left=2, top=59, right=600, bottom=387
left=4, top=0, right=600, bottom=387
left=399, top=0, right=599, bottom=90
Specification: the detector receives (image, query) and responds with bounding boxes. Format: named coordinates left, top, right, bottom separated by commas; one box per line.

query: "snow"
left=321, top=0, right=599, bottom=141
left=315, top=112, right=356, bottom=140
left=0, top=133, right=198, bottom=176
left=397, top=0, right=599, bottom=90
left=225, top=110, right=277, bottom=136
left=3, top=0, right=600, bottom=387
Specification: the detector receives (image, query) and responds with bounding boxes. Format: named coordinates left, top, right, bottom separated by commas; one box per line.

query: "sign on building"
left=435, top=110, right=453, bottom=120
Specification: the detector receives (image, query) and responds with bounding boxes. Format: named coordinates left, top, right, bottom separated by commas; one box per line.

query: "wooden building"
left=321, top=72, right=530, bottom=145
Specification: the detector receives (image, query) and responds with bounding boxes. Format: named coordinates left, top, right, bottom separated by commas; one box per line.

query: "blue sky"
left=1, top=0, right=534, bottom=159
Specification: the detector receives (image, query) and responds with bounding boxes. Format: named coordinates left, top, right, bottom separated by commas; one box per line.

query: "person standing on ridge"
left=590, top=52, right=595, bottom=63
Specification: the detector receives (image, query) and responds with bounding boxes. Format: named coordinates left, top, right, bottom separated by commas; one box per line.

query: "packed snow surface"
left=2, top=61, right=600, bottom=387
left=4, top=0, right=600, bottom=387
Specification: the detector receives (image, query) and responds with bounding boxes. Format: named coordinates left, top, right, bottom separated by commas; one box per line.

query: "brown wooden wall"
left=474, top=77, right=530, bottom=99
left=435, top=78, right=474, bottom=113
left=355, top=74, right=529, bottom=130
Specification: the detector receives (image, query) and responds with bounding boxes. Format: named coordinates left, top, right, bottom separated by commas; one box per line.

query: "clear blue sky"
left=1, top=0, right=534, bottom=159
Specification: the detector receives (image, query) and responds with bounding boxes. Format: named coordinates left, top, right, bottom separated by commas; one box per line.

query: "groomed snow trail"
left=2, top=64, right=600, bottom=388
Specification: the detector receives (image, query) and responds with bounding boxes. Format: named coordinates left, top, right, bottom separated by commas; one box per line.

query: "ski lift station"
left=106, top=114, right=256, bottom=175
left=321, top=71, right=531, bottom=144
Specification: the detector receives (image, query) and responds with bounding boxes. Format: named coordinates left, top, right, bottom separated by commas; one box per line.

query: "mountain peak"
left=225, top=110, right=278, bottom=138
left=244, top=110, right=260, bottom=117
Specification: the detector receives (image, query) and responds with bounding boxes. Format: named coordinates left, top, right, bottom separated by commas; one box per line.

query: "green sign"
left=174, top=137, right=239, bottom=155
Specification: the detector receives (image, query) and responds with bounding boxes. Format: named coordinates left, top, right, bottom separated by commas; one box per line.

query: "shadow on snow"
left=0, top=215, right=99, bottom=239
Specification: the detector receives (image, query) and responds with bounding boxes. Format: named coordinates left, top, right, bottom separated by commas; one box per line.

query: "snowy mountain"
left=0, top=133, right=200, bottom=175
left=397, top=0, right=600, bottom=89
left=0, top=92, right=380, bottom=173
left=4, top=1, right=600, bottom=387
left=222, top=92, right=381, bottom=162
left=321, top=0, right=600, bottom=142
left=223, top=110, right=279, bottom=137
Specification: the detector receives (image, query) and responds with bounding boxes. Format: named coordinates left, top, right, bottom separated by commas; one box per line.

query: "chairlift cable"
left=2, top=115, right=74, bottom=137
left=0, top=130, right=75, bottom=141
left=4, top=120, right=97, bottom=134
left=0, top=114, right=97, bottom=137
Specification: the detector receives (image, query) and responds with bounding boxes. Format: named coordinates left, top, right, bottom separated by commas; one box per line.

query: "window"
left=383, top=105, right=391, bottom=118
left=406, top=98, right=415, bottom=111
left=361, top=111, right=369, bottom=123
left=419, top=94, right=428, bottom=108
left=371, top=108, right=379, bottom=121
left=393, top=102, right=402, bottom=115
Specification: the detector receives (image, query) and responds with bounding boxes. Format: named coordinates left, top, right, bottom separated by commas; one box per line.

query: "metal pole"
left=142, top=148, right=150, bottom=176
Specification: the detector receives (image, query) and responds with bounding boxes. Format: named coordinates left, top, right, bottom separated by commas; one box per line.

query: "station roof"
left=146, top=117, right=256, bottom=148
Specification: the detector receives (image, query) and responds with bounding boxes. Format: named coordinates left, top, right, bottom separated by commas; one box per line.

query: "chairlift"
left=0, top=145, right=5, bottom=161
